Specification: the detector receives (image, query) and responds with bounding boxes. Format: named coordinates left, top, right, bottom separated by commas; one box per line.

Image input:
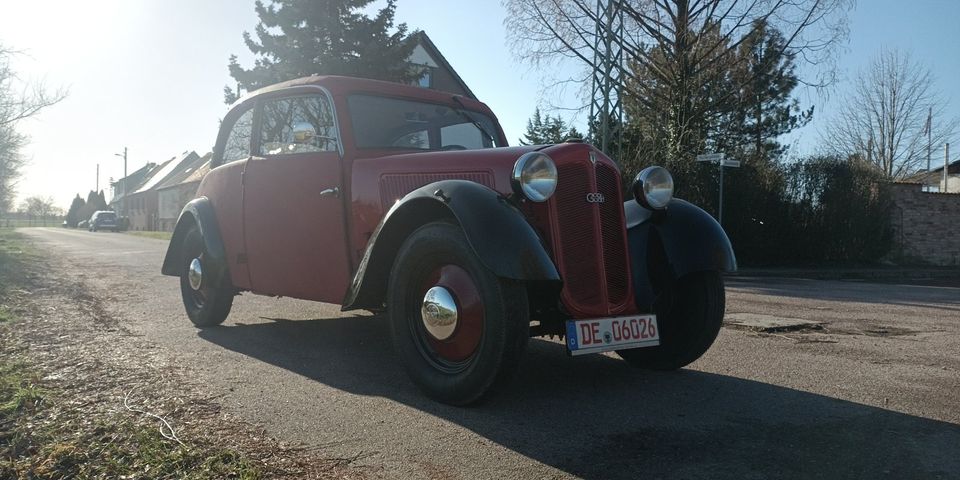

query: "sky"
left=2, top=0, right=958, bottom=210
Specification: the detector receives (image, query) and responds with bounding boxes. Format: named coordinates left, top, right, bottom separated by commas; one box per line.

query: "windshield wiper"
left=451, top=96, right=497, bottom=146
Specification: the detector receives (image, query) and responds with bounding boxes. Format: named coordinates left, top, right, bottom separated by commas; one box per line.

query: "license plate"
left=565, top=315, right=660, bottom=356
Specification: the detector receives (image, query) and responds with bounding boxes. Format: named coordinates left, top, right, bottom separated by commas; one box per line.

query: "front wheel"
left=179, top=225, right=233, bottom=327
left=388, top=222, right=529, bottom=406
left=617, top=271, right=724, bottom=370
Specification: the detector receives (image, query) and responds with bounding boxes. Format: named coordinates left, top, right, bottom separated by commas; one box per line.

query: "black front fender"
left=342, top=180, right=560, bottom=311
left=627, top=199, right=737, bottom=308
left=160, top=197, right=230, bottom=288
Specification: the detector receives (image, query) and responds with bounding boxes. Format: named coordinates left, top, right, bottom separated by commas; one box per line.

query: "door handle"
left=320, top=187, right=340, bottom=198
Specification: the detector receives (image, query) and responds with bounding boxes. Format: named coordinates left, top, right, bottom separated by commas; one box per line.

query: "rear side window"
left=260, top=95, right=338, bottom=155
left=222, top=108, right=254, bottom=164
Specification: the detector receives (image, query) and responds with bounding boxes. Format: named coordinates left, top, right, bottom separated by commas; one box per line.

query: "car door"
left=242, top=91, right=352, bottom=302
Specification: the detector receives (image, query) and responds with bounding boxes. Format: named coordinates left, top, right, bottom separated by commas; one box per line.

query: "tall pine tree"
left=520, top=108, right=582, bottom=145
left=225, top=0, right=419, bottom=103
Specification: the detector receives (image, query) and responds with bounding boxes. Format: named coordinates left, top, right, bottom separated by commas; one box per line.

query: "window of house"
left=259, top=95, right=337, bottom=156
left=222, top=108, right=254, bottom=164
left=417, top=68, right=433, bottom=88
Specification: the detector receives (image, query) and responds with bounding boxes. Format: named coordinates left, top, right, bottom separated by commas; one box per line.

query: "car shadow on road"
left=198, top=315, right=960, bottom=479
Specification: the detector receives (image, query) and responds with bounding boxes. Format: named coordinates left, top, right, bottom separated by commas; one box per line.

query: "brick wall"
left=891, top=183, right=960, bottom=265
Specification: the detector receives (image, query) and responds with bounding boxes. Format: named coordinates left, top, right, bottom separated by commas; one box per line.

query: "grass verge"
left=123, top=230, right=173, bottom=241
left=0, top=229, right=264, bottom=479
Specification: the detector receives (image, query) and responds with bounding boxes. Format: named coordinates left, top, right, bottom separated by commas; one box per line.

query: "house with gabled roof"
left=111, top=162, right=158, bottom=216
left=120, top=151, right=200, bottom=231
left=901, top=159, right=960, bottom=193
left=408, top=31, right=476, bottom=100
left=157, top=152, right=212, bottom=231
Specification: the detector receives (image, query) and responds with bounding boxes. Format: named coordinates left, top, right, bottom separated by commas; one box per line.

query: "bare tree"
left=20, top=195, right=60, bottom=226
left=504, top=0, right=851, bottom=165
left=822, top=49, right=957, bottom=179
left=0, top=45, right=67, bottom=212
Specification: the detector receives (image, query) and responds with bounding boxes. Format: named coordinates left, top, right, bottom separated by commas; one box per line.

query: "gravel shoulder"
left=12, top=227, right=960, bottom=479
left=1, top=229, right=364, bottom=479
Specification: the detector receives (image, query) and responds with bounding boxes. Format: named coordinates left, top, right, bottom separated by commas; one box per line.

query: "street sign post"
left=695, top=152, right=740, bottom=225
left=721, top=159, right=741, bottom=168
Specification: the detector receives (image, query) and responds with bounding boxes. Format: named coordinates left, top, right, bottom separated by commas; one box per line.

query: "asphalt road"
left=20, top=228, right=960, bottom=479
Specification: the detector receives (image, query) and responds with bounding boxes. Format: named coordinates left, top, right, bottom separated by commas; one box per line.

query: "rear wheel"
left=179, top=225, right=233, bottom=327
left=388, top=222, right=528, bottom=405
left=617, top=271, right=724, bottom=370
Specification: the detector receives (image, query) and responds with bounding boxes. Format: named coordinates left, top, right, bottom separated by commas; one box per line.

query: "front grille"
left=596, top=163, right=630, bottom=303
left=551, top=158, right=631, bottom=317
left=555, top=162, right=602, bottom=307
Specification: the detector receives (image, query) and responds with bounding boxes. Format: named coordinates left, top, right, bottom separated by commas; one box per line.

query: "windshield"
left=348, top=95, right=501, bottom=150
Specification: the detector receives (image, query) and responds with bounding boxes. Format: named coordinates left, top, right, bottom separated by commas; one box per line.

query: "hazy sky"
left=2, top=0, right=958, bottom=209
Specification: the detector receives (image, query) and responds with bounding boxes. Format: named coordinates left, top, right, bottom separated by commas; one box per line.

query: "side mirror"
left=292, top=122, right=316, bottom=144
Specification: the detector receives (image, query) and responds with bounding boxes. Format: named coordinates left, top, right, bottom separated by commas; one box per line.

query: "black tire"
left=179, top=225, right=233, bottom=327
left=388, top=222, right=528, bottom=406
left=617, top=271, right=724, bottom=370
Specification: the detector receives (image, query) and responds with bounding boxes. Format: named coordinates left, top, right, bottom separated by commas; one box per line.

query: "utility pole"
left=945, top=143, right=950, bottom=192
left=96, top=163, right=99, bottom=192
left=115, top=147, right=128, bottom=215
left=588, top=0, right=624, bottom=157
left=926, top=106, right=932, bottom=171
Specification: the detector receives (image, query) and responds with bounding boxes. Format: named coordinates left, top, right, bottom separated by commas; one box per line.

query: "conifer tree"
left=225, top=0, right=419, bottom=103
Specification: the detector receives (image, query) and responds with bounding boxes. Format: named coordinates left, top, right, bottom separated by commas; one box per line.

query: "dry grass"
left=0, top=229, right=355, bottom=479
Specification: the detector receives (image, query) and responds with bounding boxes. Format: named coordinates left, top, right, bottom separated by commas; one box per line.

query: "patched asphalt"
left=19, top=228, right=960, bottom=479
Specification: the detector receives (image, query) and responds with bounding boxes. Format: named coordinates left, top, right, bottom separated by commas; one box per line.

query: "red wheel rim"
left=419, top=264, right=484, bottom=363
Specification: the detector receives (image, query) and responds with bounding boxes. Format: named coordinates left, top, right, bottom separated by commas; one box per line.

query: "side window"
left=260, top=95, right=338, bottom=155
left=223, top=108, right=254, bottom=164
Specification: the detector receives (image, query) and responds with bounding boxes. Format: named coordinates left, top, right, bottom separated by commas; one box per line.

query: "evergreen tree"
left=78, top=190, right=108, bottom=222
left=716, top=20, right=813, bottom=163
left=225, top=0, right=419, bottom=103
left=520, top=108, right=581, bottom=145
left=65, top=194, right=85, bottom=227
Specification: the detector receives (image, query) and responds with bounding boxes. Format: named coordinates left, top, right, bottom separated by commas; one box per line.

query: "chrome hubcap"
left=421, top=286, right=458, bottom=340
left=188, top=258, right=203, bottom=291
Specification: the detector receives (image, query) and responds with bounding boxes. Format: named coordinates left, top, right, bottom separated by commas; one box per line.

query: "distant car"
left=88, top=211, right=119, bottom=232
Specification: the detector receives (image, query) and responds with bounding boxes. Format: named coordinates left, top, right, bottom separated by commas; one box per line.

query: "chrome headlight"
left=633, top=166, right=674, bottom=210
left=511, top=152, right=558, bottom=202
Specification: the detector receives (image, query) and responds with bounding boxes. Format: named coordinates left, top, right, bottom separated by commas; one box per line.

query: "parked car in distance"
left=161, top=75, right=736, bottom=405
left=88, top=211, right=119, bottom=232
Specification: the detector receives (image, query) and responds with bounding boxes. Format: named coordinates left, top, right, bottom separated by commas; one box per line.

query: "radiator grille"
left=596, top=163, right=629, bottom=304
left=555, top=162, right=602, bottom=307
left=551, top=158, right=630, bottom=315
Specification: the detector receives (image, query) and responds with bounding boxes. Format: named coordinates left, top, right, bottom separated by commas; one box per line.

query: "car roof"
left=234, top=75, right=494, bottom=116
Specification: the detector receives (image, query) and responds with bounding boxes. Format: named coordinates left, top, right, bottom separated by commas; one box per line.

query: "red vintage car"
left=161, top=75, right=736, bottom=405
